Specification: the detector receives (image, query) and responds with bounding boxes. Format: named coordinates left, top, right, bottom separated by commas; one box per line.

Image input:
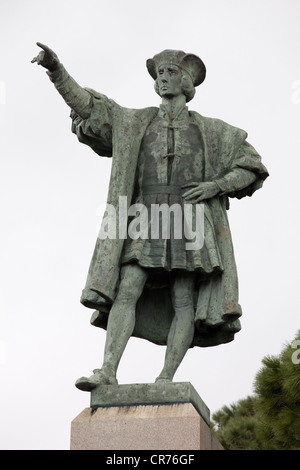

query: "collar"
left=158, top=104, right=189, bottom=123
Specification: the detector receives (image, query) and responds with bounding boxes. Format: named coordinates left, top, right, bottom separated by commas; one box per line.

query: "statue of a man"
left=32, top=43, right=268, bottom=390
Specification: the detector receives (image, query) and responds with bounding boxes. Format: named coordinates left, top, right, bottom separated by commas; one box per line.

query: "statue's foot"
left=75, top=368, right=118, bottom=391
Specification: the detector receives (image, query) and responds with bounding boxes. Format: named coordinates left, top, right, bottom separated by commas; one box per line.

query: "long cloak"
left=71, top=89, right=268, bottom=348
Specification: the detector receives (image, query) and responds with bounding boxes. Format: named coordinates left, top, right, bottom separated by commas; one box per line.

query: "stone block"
left=70, top=382, right=223, bottom=450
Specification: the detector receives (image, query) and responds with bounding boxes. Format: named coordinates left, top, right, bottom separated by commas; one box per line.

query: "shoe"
left=75, top=368, right=118, bottom=391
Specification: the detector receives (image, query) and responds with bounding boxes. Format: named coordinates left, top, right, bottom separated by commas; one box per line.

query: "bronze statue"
left=32, top=43, right=268, bottom=390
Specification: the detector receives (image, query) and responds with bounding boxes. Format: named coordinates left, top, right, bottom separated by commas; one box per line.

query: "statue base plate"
left=90, top=381, right=210, bottom=425
left=70, top=382, right=223, bottom=450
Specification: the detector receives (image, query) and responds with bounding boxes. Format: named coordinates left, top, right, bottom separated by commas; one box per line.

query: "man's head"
left=146, top=50, right=206, bottom=102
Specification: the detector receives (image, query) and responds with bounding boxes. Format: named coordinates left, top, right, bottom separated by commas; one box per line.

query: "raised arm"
left=31, top=42, right=92, bottom=119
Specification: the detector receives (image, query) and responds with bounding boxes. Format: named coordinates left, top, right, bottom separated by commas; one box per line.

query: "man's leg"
left=155, top=272, right=195, bottom=383
left=101, top=263, right=148, bottom=377
left=75, top=263, right=148, bottom=390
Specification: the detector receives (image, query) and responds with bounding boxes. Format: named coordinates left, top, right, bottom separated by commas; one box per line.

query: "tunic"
left=121, top=105, right=222, bottom=277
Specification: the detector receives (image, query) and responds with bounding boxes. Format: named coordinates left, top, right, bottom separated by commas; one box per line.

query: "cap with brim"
left=146, top=49, right=206, bottom=86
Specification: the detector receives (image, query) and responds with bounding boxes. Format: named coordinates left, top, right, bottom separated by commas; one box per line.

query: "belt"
left=142, top=184, right=182, bottom=195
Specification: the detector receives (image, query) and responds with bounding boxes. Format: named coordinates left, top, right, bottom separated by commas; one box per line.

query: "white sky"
left=0, top=0, right=299, bottom=450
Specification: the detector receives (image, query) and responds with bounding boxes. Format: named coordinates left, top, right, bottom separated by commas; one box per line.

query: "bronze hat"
left=146, top=49, right=206, bottom=87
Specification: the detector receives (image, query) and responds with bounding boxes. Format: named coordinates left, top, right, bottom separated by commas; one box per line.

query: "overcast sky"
left=0, top=0, right=299, bottom=450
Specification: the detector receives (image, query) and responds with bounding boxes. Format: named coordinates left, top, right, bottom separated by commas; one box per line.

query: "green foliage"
left=212, top=330, right=300, bottom=450
left=212, top=396, right=263, bottom=450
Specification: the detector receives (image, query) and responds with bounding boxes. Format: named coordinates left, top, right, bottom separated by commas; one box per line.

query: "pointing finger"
left=36, top=42, right=52, bottom=53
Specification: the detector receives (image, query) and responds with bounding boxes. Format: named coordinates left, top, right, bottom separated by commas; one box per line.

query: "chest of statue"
left=137, top=108, right=204, bottom=187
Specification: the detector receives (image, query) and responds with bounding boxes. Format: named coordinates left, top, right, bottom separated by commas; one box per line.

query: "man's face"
left=157, top=64, right=183, bottom=98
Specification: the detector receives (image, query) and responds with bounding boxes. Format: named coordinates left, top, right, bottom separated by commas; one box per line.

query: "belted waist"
left=142, top=184, right=182, bottom=195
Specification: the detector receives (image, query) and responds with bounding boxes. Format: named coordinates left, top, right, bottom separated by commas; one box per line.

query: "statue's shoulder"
left=85, top=88, right=159, bottom=117
left=84, top=87, right=117, bottom=110
left=189, top=110, right=247, bottom=139
left=118, top=105, right=158, bottom=125
left=85, top=88, right=159, bottom=121
left=132, top=105, right=158, bottom=120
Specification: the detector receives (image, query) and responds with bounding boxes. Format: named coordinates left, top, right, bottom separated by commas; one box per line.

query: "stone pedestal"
left=70, top=382, right=223, bottom=450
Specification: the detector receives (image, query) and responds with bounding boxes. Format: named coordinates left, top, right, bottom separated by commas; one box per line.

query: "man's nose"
left=160, top=70, right=168, bottom=81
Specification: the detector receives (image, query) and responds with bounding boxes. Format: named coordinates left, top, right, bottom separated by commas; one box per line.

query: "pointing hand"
left=31, top=42, right=60, bottom=72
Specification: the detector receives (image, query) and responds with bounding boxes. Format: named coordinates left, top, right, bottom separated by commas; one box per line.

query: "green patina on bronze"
left=32, top=43, right=268, bottom=389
